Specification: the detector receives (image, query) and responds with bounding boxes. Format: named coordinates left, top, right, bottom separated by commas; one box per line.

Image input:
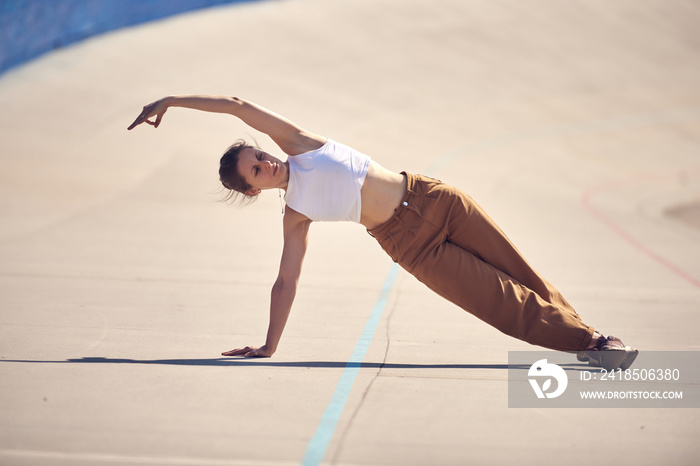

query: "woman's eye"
left=254, top=167, right=259, bottom=175
left=256, top=152, right=263, bottom=160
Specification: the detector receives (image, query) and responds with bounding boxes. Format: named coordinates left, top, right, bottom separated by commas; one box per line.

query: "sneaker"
left=603, top=336, right=640, bottom=370
left=579, top=336, right=637, bottom=371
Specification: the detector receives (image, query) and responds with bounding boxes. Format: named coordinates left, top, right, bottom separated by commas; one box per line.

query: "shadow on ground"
left=0, top=357, right=594, bottom=371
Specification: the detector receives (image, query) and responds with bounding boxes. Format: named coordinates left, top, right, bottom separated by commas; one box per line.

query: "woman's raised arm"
left=128, top=95, right=325, bottom=155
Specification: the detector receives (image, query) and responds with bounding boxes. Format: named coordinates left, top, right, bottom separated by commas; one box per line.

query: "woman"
left=128, top=95, right=637, bottom=370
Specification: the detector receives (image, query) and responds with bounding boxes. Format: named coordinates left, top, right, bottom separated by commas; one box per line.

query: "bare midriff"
left=359, top=161, right=407, bottom=230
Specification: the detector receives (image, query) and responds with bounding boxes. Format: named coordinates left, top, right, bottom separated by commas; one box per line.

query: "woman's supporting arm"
left=128, top=95, right=325, bottom=155
left=222, top=207, right=311, bottom=357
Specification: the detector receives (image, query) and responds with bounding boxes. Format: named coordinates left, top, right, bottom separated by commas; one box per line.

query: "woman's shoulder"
left=283, top=205, right=312, bottom=227
left=287, top=132, right=328, bottom=156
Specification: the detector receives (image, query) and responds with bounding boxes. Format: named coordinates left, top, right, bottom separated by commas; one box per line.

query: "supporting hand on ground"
left=222, top=345, right=273, bottom=358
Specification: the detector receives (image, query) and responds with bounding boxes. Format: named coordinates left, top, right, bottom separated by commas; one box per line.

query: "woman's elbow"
left=273, top=275, right=300, bottom=293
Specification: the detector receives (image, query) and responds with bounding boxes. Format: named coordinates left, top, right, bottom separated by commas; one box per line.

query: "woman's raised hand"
left=127, top=98, right=169, bottom=130
left=221, top=345, right=273, bottom=358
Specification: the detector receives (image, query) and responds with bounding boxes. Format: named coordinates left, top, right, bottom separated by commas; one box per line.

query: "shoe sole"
left=598, top=349, right=627, bottom=371
left=618, top=348, right=639, bottom=370
left=576, top=341, right=638, bottom=371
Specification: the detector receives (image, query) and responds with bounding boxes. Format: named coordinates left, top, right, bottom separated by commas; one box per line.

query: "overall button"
left=402, top=201, right=408, bottom=206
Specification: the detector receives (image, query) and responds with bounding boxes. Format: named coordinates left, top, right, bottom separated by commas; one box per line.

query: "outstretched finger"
left=127, top=113, right=150, bottom=130
left=127, top=116, right=143, bottom=130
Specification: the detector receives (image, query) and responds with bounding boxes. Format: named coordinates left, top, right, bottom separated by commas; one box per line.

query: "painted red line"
left=581, top=176, right=700, bottom=289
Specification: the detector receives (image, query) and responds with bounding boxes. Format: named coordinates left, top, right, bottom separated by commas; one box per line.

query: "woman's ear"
left=245, top=188, right=261, bottom=197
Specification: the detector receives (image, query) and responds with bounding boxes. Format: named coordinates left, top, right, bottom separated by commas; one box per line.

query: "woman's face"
left=237, top=147, right=289, bottom=196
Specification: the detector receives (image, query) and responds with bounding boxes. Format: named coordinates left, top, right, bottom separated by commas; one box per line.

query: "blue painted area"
left=301, top=263, right=400, bottom=466
left=0, top=0, right=257, bottom=76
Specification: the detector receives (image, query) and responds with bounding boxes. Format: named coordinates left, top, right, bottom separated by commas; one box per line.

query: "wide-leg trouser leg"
left=442, top=185, right=577, bottom=316
left=368, top=173, right=595, bottom=352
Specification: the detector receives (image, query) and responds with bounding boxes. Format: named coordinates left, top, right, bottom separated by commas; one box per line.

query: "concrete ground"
left=1, top=0, right=699, bottom=464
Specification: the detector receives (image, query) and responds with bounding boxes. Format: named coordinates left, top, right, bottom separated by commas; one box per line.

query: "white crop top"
left=285, top=139, right=371, bottom=222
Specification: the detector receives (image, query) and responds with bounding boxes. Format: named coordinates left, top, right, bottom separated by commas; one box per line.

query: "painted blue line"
left=301, top=263, right=400, bottom=466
